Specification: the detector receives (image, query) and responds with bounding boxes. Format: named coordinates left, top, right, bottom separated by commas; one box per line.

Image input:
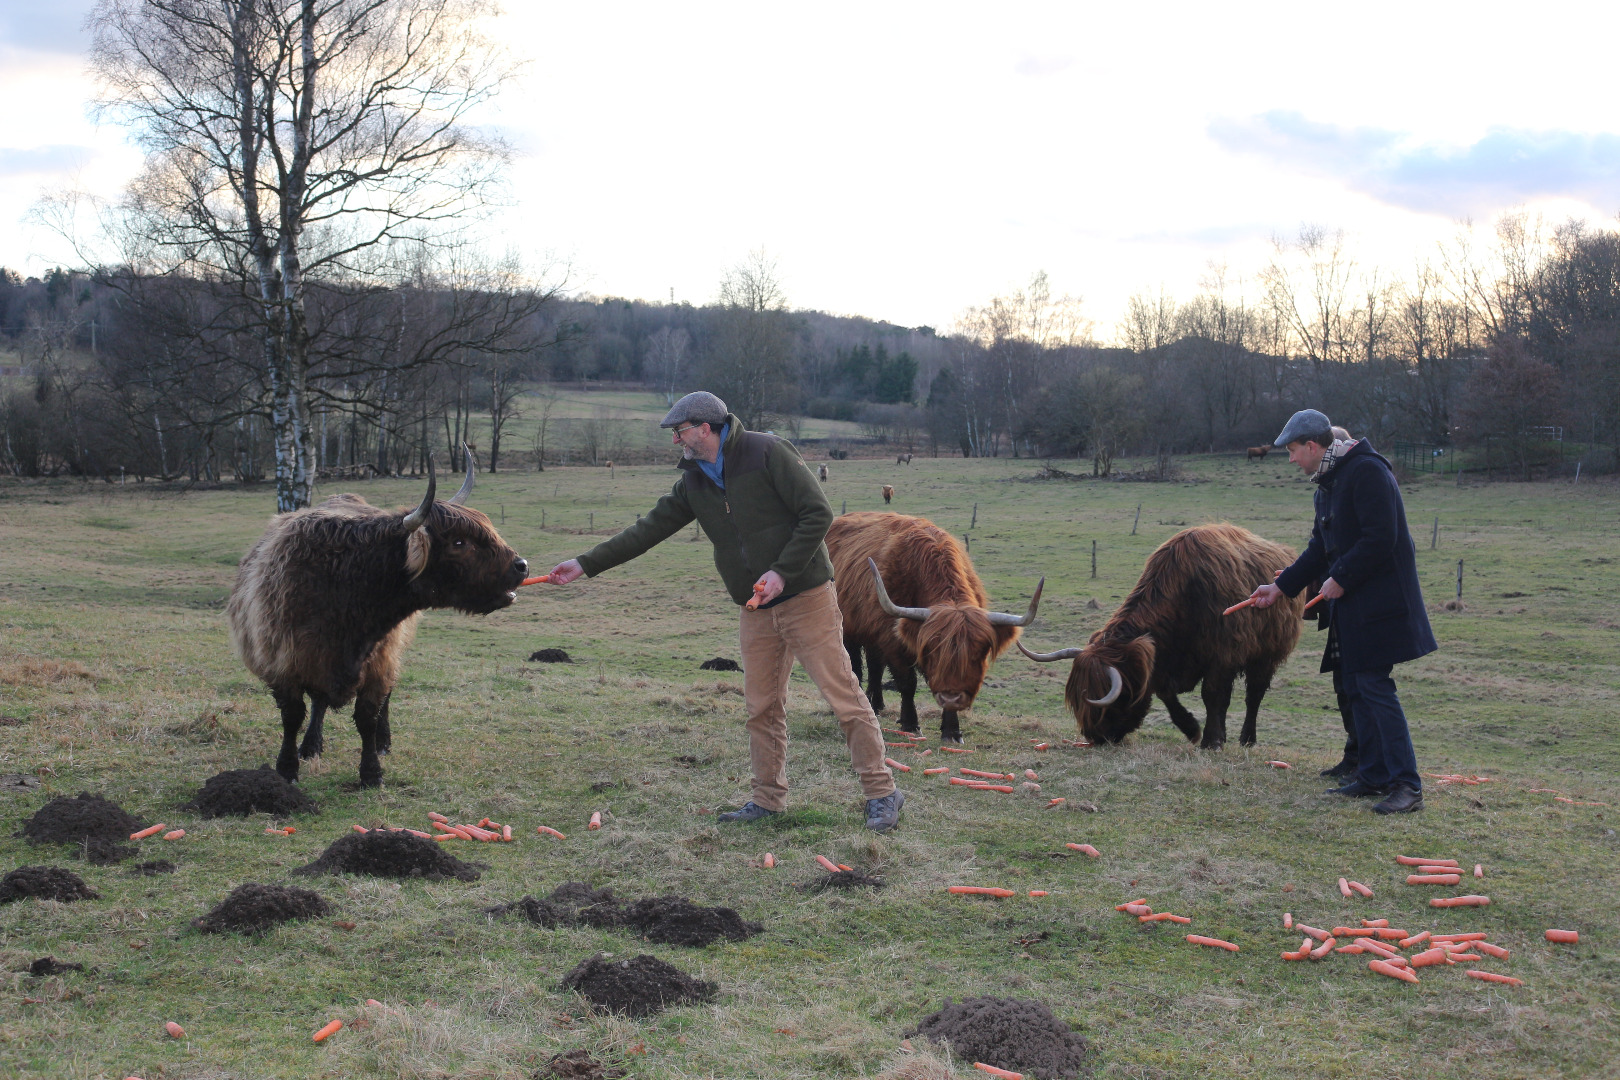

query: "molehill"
left=560, top=953, right=716, bottom=1017
left=0, top=866, right=99, bottom=904
left=487, top=881, right=762, bottom=947
left=698, top=657, right=741, bottom=672
left=528, top=648, right=573, bottom=663
left=809, top=868, right=885, bottom=891
left=185, top=766, right=317, bottom=818
left=906, top=996, right=1090, bottom=1080
left=536, top=1048, right=626, bottom=1079
left=29, top=957, right=84, bottom=976
left=193, top=883, right=333, bottom=934
left=294, top=830, right=481, bottom=881
left=20, top=793, right=145, bottom=863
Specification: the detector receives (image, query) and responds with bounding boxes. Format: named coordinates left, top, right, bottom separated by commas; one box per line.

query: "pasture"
left=1, top=452, right=1616, bottom=1079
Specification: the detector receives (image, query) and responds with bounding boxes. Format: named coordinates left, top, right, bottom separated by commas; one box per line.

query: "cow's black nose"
left=514, top=557, right=528, bottom=575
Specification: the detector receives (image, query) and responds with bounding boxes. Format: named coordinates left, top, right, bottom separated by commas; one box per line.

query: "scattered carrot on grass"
left=130, top=824, right=166, bottom=841
left=1028, top=891, right=1049, bottom=897
left=762, top=853, right=775, bottom=868
left=365, top=1000, right=383, bottom=1007
left=432, top=833, right=456, bottom=842
left=1115, top=898, right=1148, bottom=911
left=501, top=825, right=513, bottom=841
left=939, top=746, right=971, bottom=754
left=588, top=811, right=602, bottom=830
left=1374, top=929, right=1409, bottom=941
left=1141, top=913, right=1192, bottom=924
left=165, top=1021, right=185, bottom=1038
left=1066, top=843, right=1100, bottom=857
left=1361, top=918, right=1389, bottom=928
left=973, top=1064, right=1023, bottom=1079
left=163, top=829, right=185, bottom=840
left=1369, top=959, right=1419, bottom=984
left=312, top=1019, right=343, bottom=1042
left=1123, top=903, right=1152, bottom=916
left=427, top=812, right=449, bottom=823
left=353, top=825, right=369, bottom=834
left=1474, top=864, right=1484, bottom=879
left=1474, top=942, right=1510, bottom=960
left=836, top=864, right=854, bottom=872
left=1281, top=938, right=1312, bottom=961
left=1360, top=939, right=1402, bottom=960
left=1347, top=881, right=1373, bottom=898
left=1396, top=855, right=1458, bottom=867
left=1339, top=878, right=1352, bottom=898
left=1309, top=937, right=1338, bottom=959
left=1332, top=927, right=1376, bottom=938
left=949, top=886, right=1017, bottom=898
left=1298, top=924, right=1331, bottom=942
left=1545, top=929, right=1579, bottom=944
left=536, top=826, right=566, bottom=839
left=1335, top=945, right=1368, bottom=955
left=923, top=767, right=950, bottom=776
left=1031, top=743, right=1050, bottom=751
left=1431, top=895, right=1490, bottom=907
left=1283, top=912, right=1293, bottom=929
left=1410, top=949, right=1451, bottom=968
left=1186, top=934, right=1239, bottom=952
left=1024, top=770, right=1039, bottom=781
left=884, top=758, right=912, bottom=772
left=815, top=855, right=841, bottom=873
left=1466, top=970, right=1523, bottom=987
left=1407, top=873, right=1462, bottom=885
left=1431, top=932, right=1487, bottom=942
left=1265, top=760, right=1291, bottom=769
left=1044, top=797, right=1065, bottom=808
left=1398, top=931, right=1431, bottom=948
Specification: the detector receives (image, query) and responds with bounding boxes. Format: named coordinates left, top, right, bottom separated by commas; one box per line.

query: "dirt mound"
left=535, top=1048, right=625, bottom=1079
left=193, top=883, right=333, bottom=934
left=0, top=866, right=99, bottom=903
left=133, top=860, right=176, bottom=875
left=29, top=957, right=83, bottom=976
left=528, top=648, right=574, bottom=663
left=560, top=953, right=716, bottom=1017
left=808, top=869, right=885, bottom=890
left=77, top=836, right=139, bottom=865
left=185, top=766, right=317, bottom=818
left=488, top=882, right=761, bottom=946
left=19, top=793, right=145, bottom=848
left=698, top=657, right=741, bottom=672
left=294, top=830, right=481, bottom=881
left=907, top=997, right=1090, bottom=1080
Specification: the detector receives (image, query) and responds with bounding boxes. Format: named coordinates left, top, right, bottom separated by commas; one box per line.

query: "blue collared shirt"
left=697, top=423, right=729, bottom=489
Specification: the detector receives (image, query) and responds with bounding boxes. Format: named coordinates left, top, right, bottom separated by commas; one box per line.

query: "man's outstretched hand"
left=548, top=559, right=585, bottom=585
left=1248, top=583, right=1284, bottom=608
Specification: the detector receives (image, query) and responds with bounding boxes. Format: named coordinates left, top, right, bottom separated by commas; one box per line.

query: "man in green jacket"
left=547, top=391, right=904, bottom=833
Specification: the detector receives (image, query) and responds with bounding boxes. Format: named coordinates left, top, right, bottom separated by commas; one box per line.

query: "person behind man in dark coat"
left=1247, top=410, right=1436, bottom=814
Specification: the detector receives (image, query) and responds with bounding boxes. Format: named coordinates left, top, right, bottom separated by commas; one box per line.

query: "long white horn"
left=447, top=444, right=475, bottom=505
left=985, top=577, right=1044, bottom=627
left=868, top=558, right=930, bottom=621
left=400, top=456, right=436, bottom=532
left=1087, top=665, right=1124, bottom=706
left=1016, top=639, right=1082, bottom=663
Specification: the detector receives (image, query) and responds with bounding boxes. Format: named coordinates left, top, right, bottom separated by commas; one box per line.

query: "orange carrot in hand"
left=949, top=886, right=1016, bottom=898
left=1223, top=598, right=1257, bottom=615
left=130, top=824, right=166, bottom=841
left=1545, top=929, right=1579, bottom=944
left=1369, top=959, right=1419, bottom=983
left=1186, top=934, right=1239, bottom=952
left=312, top=1018, right=343, bottom=1042
left=746, top=582, right=767, bottom=610
left=1466, top=970, right=1522, bottom=987
left=519, top=575, right=550, bottom=585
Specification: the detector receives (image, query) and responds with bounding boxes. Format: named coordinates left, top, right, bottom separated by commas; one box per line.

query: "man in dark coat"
left=1247, top=409, right=1436, bottom=814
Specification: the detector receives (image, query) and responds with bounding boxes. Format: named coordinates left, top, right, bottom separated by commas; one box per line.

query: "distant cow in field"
left=818, top=464, right=829, bottom=482
left=227, top=453, right=528, bottom=787
left=1247, top=445, right=1272, bottom=460
left=882, top=485, right=894, bottom=504
left=828, top=512, right=1042, bottom=743
left=896, top=453, right=912, bottom=465
left=1016, top=523, right=1302, bottom=749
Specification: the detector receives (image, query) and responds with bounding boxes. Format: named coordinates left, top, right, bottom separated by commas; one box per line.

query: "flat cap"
left=1274, top=409, right=1333, bottom=448
left=661, top=391, right=729, bottom=428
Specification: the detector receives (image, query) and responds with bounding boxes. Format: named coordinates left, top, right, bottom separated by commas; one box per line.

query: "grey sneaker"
left=865, top=789, right=906, bottom=833
left=716, top=801, right=780, bottom=824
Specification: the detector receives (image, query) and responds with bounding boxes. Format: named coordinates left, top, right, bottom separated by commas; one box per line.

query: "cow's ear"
left=405, top=529, right=431, bottom=580
left=1126, top=636, right=1157, bottom=700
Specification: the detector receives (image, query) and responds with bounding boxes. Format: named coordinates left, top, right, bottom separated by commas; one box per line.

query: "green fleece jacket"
left=575, top=414, right=834, bottom=605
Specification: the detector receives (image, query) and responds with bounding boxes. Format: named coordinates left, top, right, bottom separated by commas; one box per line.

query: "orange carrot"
left=1396, top=855, right=1458, bottom=866
left=265, top=827, right=286, bottom=835
left=1360, top=918, right=1389, bottom=928
left=1335, top=944, right=1368, bottom=955
left=353, top=824, right=369, bottom=834
left=1359, top=939, right=1401, bottom=960
left=1545, top=929, right=1579, bottom=944
left=885, top=742, right=918, bottom=748
left=1265, top=760, right=1292, bottom=769
left=973, top=785, right=1014, bottom=794
left=1024, top=769, right=1039, bottom=781
left=745, top=582, right=767, bottom=610
left=1044, top=797, right=1065, bottom=808
left=403, top=828, right=430, bottom=838
left=501, top=825, right=513, bottom=841
left=477, top=818, right=493, bottom=828
left=1123, top=903, right=1152, bottom=916
left=1474, top=942, right=1510, bottom=960
left=972, top=1064, right=1023, bottom=1079
left=1338, top=877, right=1352, bottom=898
left=1447, top=952, right=1483, bottom=962
left=365, top=999, right=383, bottom=1007
left=1474, top=864, right=1484, bottom=879
left=427, top=812, right=450, bottom=823
left=1223, top=598, right=1257, bottom=615
left=1374, top=928, right=1409, bottom=941
left=1407, top=873, right=1462, bottom=885
left=762, top=853, right=775, bottom=868
left=1301, top=592, right=1326, bottom=613
left=884, top=757, right=912, bottom=772
left=923, top=767, right=950, bottom=776
left=1186, top=934, right=1239, bottom=952
left=1398, top=931, right=1431, bottom=948
left=1347, top=880, right=1373, bottom=898
left=1028, top=890, right=1049, bottom=897
left=949, top=886, right=1017, bottom=898
left=312, top=1018, right=343, bottom=1042
left=1416, top=865, right=1459, bottom=874
left=1115, top=898, right=1148, bottom=911
left=432, top=821, right=457, bottom=834
left=1332, top=927, right=1376, bottom=938
left=165, top=1021, right=185, bottom=1038
left=939, top=746, right=971, bottom=753
left=1431, top=895, right=1490, bottom=907
left=1298, top=924, right=1331, bottom=942
left=1031, top=743, right=1050, bottom=751
left=1369, top=959, right=1419, bottom=984
left=1283, top=912, right=1293, bottom=929
left=519, top=575, right=550, bottom=586
left=1431, top=932, right=1487, bottom=942
left=1281, top=940, right=1311, bottom=960
left=432, top=833, right=456, bottom=841
left=816, top=855, right=841, bottom=873
left=1309, top=937, right=1338, bottom=959
left=283, top=826, right=296, bottom=834
left=1065, top=843, right=1100, bottom=857
left=1410, top=948, right=1450, bottom=968
left=1141, top=913, right=1192, bottom=925
left=960, top=768, right=1009, bottom=780
left=1466, top=970, right=1523, bottom=987
left=837, top=864, right=854, bottom=872
left=130, top=824, right=166, bottom=841
left=536, top=826, right=566, bottom=839
left=588, top=811, right=602, bottom=830
left=163, top=829, right=185, bottom=840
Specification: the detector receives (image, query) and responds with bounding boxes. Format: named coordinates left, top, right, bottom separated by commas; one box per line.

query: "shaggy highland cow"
left=1247, top=445, right=1272, bottom=460
left=827, top=512, right=1042, bottom=743
left=1018, top=523, right=1303, bottom=748
left=227, top=454, right=528, bottom=787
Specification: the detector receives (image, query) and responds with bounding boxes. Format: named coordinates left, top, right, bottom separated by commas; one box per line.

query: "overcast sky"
left=3, top=1, right=1618, bottom=335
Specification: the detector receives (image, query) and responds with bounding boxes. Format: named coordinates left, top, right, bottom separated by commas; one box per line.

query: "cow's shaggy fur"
left=228, top=487, right=526, bottom=787
left=828, top=512, right=1025, bottom=742
left=1042, top=523, right=1303, bottom=748
left=1246, top=445, right=1272, bottom=460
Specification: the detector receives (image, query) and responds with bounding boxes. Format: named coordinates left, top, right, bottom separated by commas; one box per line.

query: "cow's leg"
left=353, top=694, right=385, bottom=788
left=1199, top=672, right=1237, bottom=750
left=1160, top=691, right=1201, bottom=743
left=939, top=708, right=961, bottom=744
left=863, top=646, right=886, bottom=715
left=299, top=693, right=328, bottom=759
left=272, top=689, right=306, bottom=782
left=1238, top=663, right=1275, bottom=747
left=375, top=692, right=393, bottom=754
left=892, top=660, right=922, bottom=735
left=845, top=637, right=864, bottom=684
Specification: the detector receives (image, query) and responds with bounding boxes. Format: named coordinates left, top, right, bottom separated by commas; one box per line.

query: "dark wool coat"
left=577, top=414, right=834, bottom=605
left=1276, top=440, right=1438, bottom=674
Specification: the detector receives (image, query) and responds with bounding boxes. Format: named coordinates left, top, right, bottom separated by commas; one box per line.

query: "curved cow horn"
left=1087, top=665, right=1124, bottom=706
left=984, top=577, right=1045, bottom=627
left=401, top=455, right=437, bottom=532
left=447, top=444, right=475, bottom=505
left=1016, top=639, right=1082, bottom=663
left=868, top=558, right=930, bottom=621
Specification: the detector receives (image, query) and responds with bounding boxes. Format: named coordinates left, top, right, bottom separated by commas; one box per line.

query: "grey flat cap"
left=661, top=391, right=729, bottom=428
left=1274, top=409, right=1334, bottom=448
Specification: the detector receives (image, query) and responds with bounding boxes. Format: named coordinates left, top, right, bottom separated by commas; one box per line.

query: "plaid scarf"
left=1311, top=439, right=1357, bottom=485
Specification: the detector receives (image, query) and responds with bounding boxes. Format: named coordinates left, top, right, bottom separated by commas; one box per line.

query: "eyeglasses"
left=671, top=423, right=703, bottom=438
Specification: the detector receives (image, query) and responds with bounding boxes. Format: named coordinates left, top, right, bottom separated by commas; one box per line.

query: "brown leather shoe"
left=1373, top=785, right=1423, bottom=814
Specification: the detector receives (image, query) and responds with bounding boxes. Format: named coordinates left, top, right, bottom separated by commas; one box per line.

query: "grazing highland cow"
left=227, top=454, right=528, bottom=787
left=1018, top=523, right=1302, bottom=749
left=1247, top=445, right=1272, bottom=460
left=817, top=464, right=829, bottom=482
left=882, top=484, right=894, bottom=504
left=828, top=512, right=1042, bottom=743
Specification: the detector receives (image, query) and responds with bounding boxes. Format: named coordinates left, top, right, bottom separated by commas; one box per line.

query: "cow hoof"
left=1239, top=736, right=1257, bottom=748
left=1201, top=741, right=1226, bottom=751
left=299, top=742, right=323, bottom=760
left=359, top=769, right=383, bottom=789
left=941, top=733, right=964, bottom=746
left=275, top=759, right=300, bottom=783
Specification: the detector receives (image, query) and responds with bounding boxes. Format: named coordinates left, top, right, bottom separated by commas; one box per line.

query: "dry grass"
left=0, top=657, right=95, bottom=687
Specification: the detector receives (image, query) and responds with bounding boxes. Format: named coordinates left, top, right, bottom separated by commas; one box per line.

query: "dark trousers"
left=1332, top=668, right=1357, bottom=763
left=1341, top=667, right=1421, bottom=791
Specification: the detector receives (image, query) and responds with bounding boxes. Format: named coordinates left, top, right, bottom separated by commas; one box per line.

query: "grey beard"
left=681, top=446, right=696, bottom=461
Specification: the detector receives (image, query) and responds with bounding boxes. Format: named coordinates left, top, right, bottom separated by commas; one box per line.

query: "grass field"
left=1, top=452, right=1617, bottom=1079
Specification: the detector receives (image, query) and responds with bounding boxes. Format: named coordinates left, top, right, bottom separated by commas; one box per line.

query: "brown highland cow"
left=827, top=512, right=1042, bottom=743
left=227, top=454, right=528, bottom=787
left=1018, top=523, right=1303, bottom=748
